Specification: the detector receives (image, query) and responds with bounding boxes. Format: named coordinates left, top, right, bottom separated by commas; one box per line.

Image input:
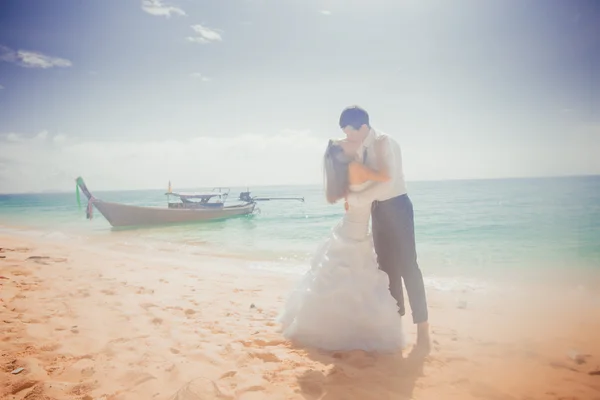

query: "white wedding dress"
left=277, top=181, right=407, bottom=352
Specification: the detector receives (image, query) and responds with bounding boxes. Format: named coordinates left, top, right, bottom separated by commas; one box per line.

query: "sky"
left=0, top=0, right=599, bottom=193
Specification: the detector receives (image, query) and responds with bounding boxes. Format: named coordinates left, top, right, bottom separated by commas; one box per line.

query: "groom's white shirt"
left=346, top=128, right=408, bottom=208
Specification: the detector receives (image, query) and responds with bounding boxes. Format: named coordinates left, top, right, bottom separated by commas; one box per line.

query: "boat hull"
left=92, top=200, right=255, bottom=228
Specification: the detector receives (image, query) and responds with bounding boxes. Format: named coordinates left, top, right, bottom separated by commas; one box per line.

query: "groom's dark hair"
left=339, top=105, right=370, bottom=130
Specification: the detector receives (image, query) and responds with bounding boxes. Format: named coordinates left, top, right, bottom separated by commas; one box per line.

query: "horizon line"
left=0, top=173, right=598, bottom=196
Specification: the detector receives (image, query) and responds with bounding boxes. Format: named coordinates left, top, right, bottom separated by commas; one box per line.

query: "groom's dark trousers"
left=372, top=194, right=428, bottom=324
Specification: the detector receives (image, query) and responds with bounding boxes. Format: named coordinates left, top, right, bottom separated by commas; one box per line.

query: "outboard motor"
left=239, top=191, right=253, bottom=202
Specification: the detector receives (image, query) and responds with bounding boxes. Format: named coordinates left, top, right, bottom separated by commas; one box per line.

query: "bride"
left=277, top=138, right=406, bottom=352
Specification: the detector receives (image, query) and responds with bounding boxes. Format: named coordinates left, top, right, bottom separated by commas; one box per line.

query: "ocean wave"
left=423, top=276, right=495, bottom=293
left=0, top=225, right=83, bottom=243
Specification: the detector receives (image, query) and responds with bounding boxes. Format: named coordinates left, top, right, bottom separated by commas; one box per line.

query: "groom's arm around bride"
left=345, top=133, right=399, bottom=209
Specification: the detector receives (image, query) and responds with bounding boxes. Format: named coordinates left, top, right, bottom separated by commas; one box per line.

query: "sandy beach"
left=1, top=234, right=600, bottom=400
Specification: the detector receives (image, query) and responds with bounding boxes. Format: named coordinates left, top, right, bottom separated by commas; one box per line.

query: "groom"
left=341, top=105, right=430, bottom=351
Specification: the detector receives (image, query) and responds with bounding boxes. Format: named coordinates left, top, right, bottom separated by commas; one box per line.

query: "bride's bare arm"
left=346, top=136, right=396, bottom=208
left=348, top=137, right=391, bottom=184
left=348, top=162, right=390, bottom=183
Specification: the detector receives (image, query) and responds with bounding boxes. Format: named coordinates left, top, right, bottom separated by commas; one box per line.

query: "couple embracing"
left=278, top=105, right=430, bottom=354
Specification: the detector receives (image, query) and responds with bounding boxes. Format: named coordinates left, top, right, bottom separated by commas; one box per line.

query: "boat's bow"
left=75, top=176, right=98, bottom=220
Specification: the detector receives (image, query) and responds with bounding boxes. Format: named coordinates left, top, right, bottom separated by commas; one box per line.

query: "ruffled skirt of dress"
left=277, top=219, right=407, bottom=352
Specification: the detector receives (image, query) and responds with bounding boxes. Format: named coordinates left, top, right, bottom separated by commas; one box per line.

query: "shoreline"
left=2, top=221, right=600, bottom=302
left=3, top=221, right=599, bottom=295
left=2, top=234, right=600, bottom=399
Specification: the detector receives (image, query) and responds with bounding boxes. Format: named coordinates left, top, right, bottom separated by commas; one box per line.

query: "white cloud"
left=35, top=130, right=48, bottom=140
left=0, top=130, right=326, bottom=193
left=0, top=45, right=72, bottom=69
left=2, top=130, right=51, bottom=143
left=190, top=72, right=211, bottom=82
left=187, top=24, right=223, bottom=44
left=0, top=84, right=4, bottom=89
left=5, top=133, right=21, bottom=142
left=53, top=134, right=67, bottom=143
left=141, top=0, right=185, bottom=17
left=320, top=10, right=332, bottom=15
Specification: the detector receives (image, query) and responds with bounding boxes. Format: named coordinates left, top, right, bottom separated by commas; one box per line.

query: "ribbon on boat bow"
left=75, top=180, right=94, bottom=220
left=86, top=198, right=94, bottom=220
left=76, top=182, right=81, bottom=211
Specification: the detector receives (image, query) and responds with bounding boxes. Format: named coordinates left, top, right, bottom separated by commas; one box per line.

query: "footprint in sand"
left=1, top=247, right=31, bottom=253
left=69, top=382, right=98, bottom=397
left=26, top=256, right=68, bottom=265
left=248, top=351, right=281, bottom=363
left=118, top=371, right=157, bottom=389
left=10, top=380, right=39, bottom=396
left=184, top=309, right=196, bottom=317
left=40, top=343, right=61, bottom=352
left=239, top=338, right=286, bottom=348
left=15, top=345, right=37, bottom=358
left=201, top=322, right=225, bottom=334
left=109, top=338, right=128, bottom=344
left=233, top=288, right=262, bottom=293
left=9, top=269, right=32, bottom=277
left=219, top=371, right=237, bottom=379
left=236, top=385, right=266, bottom=398
left=298, top=371, right=325, bottom=398
left=136, top=286, right=154, bottom=295
left=3, top=358, right=19, bottom=373
left=140, top=302, right=158, bottom=311
left=172, top=377, right=233, bottom=400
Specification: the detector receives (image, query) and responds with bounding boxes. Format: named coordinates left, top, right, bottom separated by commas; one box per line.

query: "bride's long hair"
left=323, top=140, right=352, bottom=204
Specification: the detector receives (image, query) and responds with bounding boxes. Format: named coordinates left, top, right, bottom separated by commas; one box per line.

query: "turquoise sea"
left=1, top=176, right=599, bottom=290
